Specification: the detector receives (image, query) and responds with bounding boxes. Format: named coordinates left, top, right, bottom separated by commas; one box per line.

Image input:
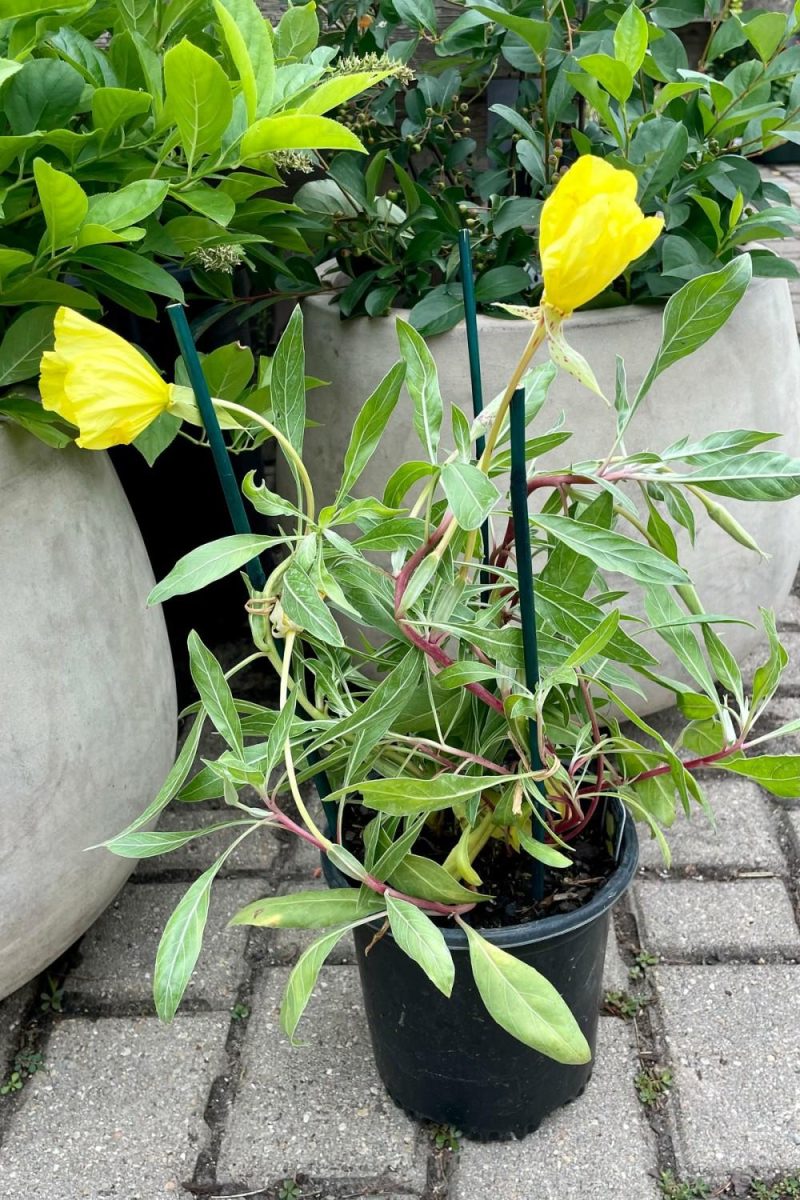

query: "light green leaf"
left=271, top=305, right=306, bottom=457
left=743, top=11, right=786, bottom=62
left=461, top=921, right=591, bottom=1063
left=645, top=587, right=717, bottom=697
left=389, top=853, right=490, bottom=903
left=336, top=361, right=406, bottom=502
left=614, top=3, right=649, bottom=72
left=441, top=461, right=500, bottom=531
left=517, top=830, right=572, bottom=868
left=188, top=631, right=243, bottom=751
left=532, top=515, right=689, bottom=585
left=436, top=661, right=500, bottom=689
left=718, top=755, right=800, bottom=798
left=386, top=895, right=455, bottom=997
left=471, top=2, right=550, bottom=54
left=280, top=923, right=360, bottom=1042
left=282, top=561, right=344, bottom=646
left=675, top=452, right=800, bottom=502
left=241, top=114, right=365, bottom=159
left=73, top=245, right=184, bottom=300
left=230, top=889, right=383, bottom=927
left=579, top=53, right=634, bottom=103
left=352, top=773, right=506, bottom=815
left=106, top=821, right=255, bottom=859
left=636, top=257, right=752, bottom=407
left=326, top=843, right=370, bottom=882
left=396, top=318, right=443, bottom=463
left=354, top=517, right=426, bottom=552
left=154, top=860, right=222, bottom=1020
left=174, top=184, right=236, bottom=225
left=243, top=471, right=299, bottom=517
left=561, top=609, right=620, bottom=669
left=163, top=39, right=233, bottom=168
left=33, top=157, right=88, bottom=252
left=298, top=71, right=389, bottom=116
left=0, top=305, right=56, bottom=387
left=215, top=0, right=275, bottom=117
left=91, top=86, right=151, bottom=132
left=149, top=534, right=280, bottom=605
left=275, top=1, right=319, bottom=59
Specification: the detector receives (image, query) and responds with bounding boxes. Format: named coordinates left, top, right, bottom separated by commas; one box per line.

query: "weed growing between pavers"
left=603, top=989, right=650, bottom=1019
left=751, top=1176, right=800, bottom=1199
left=635, top=1066, right=674, bottom=1108
left=659, top=1170, right=712, bottom=1198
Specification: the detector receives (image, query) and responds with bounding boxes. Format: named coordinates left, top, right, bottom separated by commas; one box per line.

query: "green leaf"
left=271, top=305, right=306, bottom=457
left=105, top=821, right=254, bottom=859
left=149, top=534, right=280, bottom=605
left=188, top=631, right=243, bottom=751
left=86, top=179, right=169, bottom=231
left=200, top=342, right=254, bottom=399
left=370, top=815, right=427, bottom=882
left=163, top=39, right=233, bottom=168
left=214, top=0, right=275, bottom=121
left=282, top=561, right=344, bottom=646
left=337, top=361, right=406, bottom=502
left=474, top=266, right=531, bottom=303
left=408, top=286, right=465, bottom=337
left=461, top=921, right=591, bottom=1063
left=441, top=461, right=500, bottom=531
left=743, top=11, right=786, bottom=62
left=298, top=71, right=389, bottom=116
left=396, top=318, right=443, bottom=463
left=675, top=452, right=800, bottom=502
left=471, top=2, right=550, bottom=55
left=243, top=472, right=299, bottom=517
left=74, top=246, right=184, bottom=300
left=275, top=1, right=319, bottom=59
left=0, top=394, right=72, bottom=447
left=5, top=59, right=84, bottom=134
left=579, top=53, right=634, bottom=103
left=134, top=412, right=181, bottom=466
left=241, top=115, right=365, bottom=159
left=751, top=609, right=788, bottom=711
left=614, top=3, right=649, bottom=73
left=645, top=587, right=717, bottom=697
left=154, top=860, right=222, bottom=1021
left=561, top=609, right=620, bottom=669
left=0, top=306, right=56, bottom=387
left=325, top=843, right=370, bottom=882
left=386, top=895, right=455, bottom=997
left=719, top=755, right=800, bottom=798
left=176, top=184, right=236, bottom=225
left=636, top=257, right=752, bottom=407
left=280, top=923, right=357, bottom=1042
left=436, top=661, right=499, bottom=690
left=230, top=889, right=383, bottom=927
left=352, top=773, right=506, bottom=815
left=306, top=649, right=422, bottom=759
left=91, top=86, right=151, bottom=132
left=354, top=517, right=426, bottom=552
left=389, top=853, right=490, bottom=903
left=532, top=515, right=689, bottom=586
left=517, top=830, right=572, bottom=868
left=33, top=158, right=88, bottom=252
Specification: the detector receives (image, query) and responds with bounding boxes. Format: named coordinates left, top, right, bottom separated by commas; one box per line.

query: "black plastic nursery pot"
left=323, top=800, right=638, bottom=1140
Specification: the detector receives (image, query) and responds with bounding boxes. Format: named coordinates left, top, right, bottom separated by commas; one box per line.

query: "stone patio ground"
left=2, top=171, right=800, bottom=1200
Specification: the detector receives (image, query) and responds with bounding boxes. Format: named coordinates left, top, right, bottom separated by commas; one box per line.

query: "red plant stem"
left=265, top=794, right=475, bottom=917
left=631, top=741, right=746, bottom=782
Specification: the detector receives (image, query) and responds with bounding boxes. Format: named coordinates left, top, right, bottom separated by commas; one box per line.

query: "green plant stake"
left=509, top=385, right=545, bottom=901
left=165, top=304, right=336, bottom=829
left=458, top=229, right=490, bottom=581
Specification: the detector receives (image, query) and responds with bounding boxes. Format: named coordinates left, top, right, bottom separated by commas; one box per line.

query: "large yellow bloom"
left=540, top=156, right=663, bottom=314
left=40, top=307, right=175, bottom=450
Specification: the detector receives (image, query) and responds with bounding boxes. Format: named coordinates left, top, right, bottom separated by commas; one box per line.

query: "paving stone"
left=217, top=967, right=426, bottom=1190
left=141, top=805, right=282, bottom=875
left=658, top=964, right=800, bottom=1178
left=603, top=927, right=631, bottom=993
left=634, top=879, right=800, bottom=960
left=453, top=1020, right=660, bottom=1200
left=777, top=631, right=800, bottom=690
left=637, top=776, right=785, bottom=871
left=69, top=878, right=262, bottom=1009
left=0, top=1014, right=228, bottom=1198
left=0, top=982, right=34, bottom=1071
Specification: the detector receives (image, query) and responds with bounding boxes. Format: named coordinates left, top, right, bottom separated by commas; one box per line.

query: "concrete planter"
left=0, top=428, right=177, bottom=999
left=278, top=277, right=800, bottom=712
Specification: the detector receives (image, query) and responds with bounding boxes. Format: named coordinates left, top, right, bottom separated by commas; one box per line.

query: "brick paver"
left=0, top=1016, right=228, bottom=1198
left=634, top=879, right=800, bottom=960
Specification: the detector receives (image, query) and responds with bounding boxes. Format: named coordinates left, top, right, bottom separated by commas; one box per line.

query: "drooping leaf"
left=280, top=922, right=363, bottom=1042
left=441, top=461, right=500, bottom=531
left=154, top=859, right=223, bottom=1021
left=230, top=889, right=383, bottom=927
left=461, top=921, right=591, bottom=1063
left=188, top=631, right=243, bottom=751
left=385, top=895, right=455, bottom=996
left=533, top=515, right=689, bottom=585
left=389, top=853, right=490, bottom=903
left=718, top=755, right=800, bottom=798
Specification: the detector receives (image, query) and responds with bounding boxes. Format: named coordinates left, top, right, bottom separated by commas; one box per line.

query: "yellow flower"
left=540, top=156, right=663, bottom=315
left=40, top=307, right=175, bottom=450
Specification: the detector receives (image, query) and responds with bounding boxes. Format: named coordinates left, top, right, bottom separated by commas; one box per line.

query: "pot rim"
left=304, top=264, right=775, bottom=332
left=323, top=796, right=639, bottom=952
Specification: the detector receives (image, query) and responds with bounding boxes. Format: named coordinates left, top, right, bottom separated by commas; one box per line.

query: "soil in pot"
left=325, top=801, right=638, bottom=1140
